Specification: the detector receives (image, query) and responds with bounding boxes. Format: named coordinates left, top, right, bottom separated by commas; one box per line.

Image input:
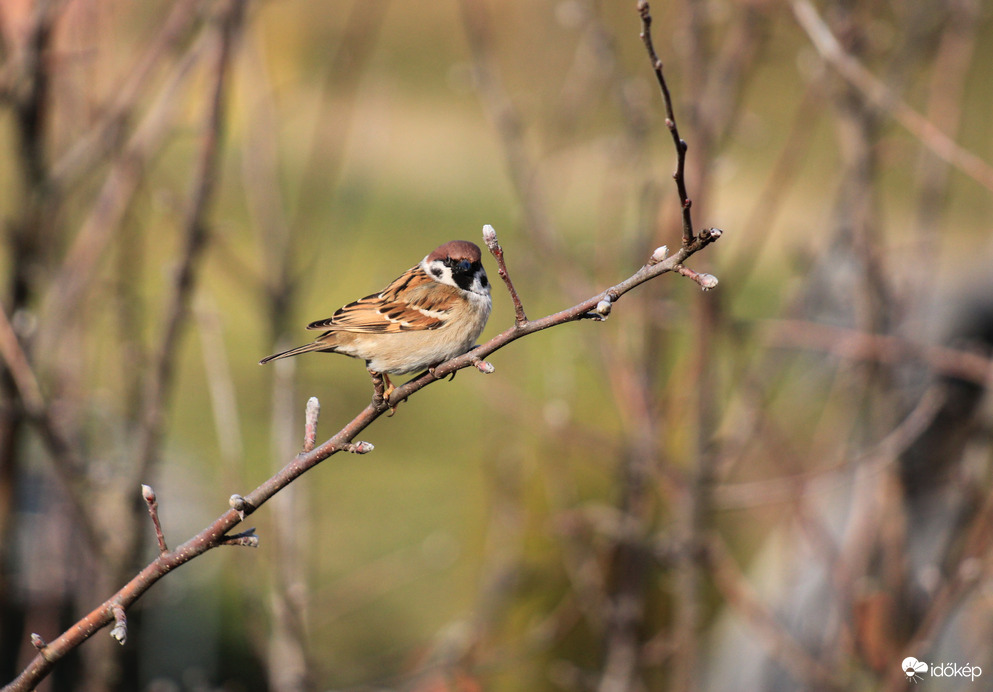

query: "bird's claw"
left=427, top=366, right=456, bottom=382
left=370, top=370, right=399, bottom=415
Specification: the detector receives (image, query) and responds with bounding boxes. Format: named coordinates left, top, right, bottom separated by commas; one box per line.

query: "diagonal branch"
left=4, top=4, right=724, bottom=687
left=2, top=219, right=721, bottom=692
left=0, top=303, right=104, bottom=556
left=130, top=0, right=243, bottom=492
left=791, top=0, right=993, bottom=194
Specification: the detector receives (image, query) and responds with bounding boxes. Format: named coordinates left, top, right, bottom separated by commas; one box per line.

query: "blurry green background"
left=2, top=0, right=992, bottom=690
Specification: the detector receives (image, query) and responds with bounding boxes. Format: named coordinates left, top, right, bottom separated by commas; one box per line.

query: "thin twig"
left=0, top=303, right=45, bottom=412
left=108, top=605, right=127, bottom=645
left=483, top=224, right=527, bottom=326
left=48, top=0, right=208, bottom=191
left=707, top=534, right=844, bottom=690
left=674, top=264, right=719, bottom=291
left=764, top=319, right=993, bottom=386
left=41, top=27, right=212, bottom=339
left=141, top=485, right=168, bottom=555
left=638, top=0, right=694, bottom=247
left=130, top=0, right=243, bottom=492
left=791, top=0, right=993, bottom=194
left=0, top=303, right=104, bottom=554
left=882, top=491, right=993, bottom=691
left=459, top=0, right=556, bottom=251
left=712, top=385, right=946, bottom=509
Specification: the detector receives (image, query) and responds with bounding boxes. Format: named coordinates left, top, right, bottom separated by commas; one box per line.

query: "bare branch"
left=0, top=302, right=104, bottom=555
left=483, top=224, right=527, bottom=326
left=41, top=28, right=213, bottom=337
left=0, top=303, right=44, bottom=412
left=3, top=210, right=722, bottom=690
left=49, top=0, right=208, bottom=190
left=791, top=0, right=993, bottom=193
left=765, top=319, right=993, bottom=386
left=707, top=535, right=844, bottom=690
left=130, top=0, right=244, bottom=492
left=638, top=0, right=694, bottom=247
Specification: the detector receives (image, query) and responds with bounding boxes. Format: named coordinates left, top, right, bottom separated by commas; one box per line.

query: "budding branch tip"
left=482, top=223, right=498, bottom=250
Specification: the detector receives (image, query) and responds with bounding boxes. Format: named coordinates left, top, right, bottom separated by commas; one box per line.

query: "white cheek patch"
left=423, top=259, right=456, bottom=288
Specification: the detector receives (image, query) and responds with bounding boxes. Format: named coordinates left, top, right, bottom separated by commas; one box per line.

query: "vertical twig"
left=482, top=225, right=528, bottom=326
left=41, top=26, right=211, bottom=348
left=108, top=605, right=127, bottom=645
left=141, top=485, right=168, bottom=555
left=129, top=0, right=243, bottom=492
left=303, top=397, right=320, bottom=453
left=637, top=0, right=694, bottom=248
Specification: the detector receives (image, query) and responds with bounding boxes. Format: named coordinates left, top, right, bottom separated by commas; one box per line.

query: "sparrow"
left=260, top=240, right=492, bottom=400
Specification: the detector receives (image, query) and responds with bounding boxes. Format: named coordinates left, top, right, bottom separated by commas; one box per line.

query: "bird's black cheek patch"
left=451, top=261, right=483, bottom=291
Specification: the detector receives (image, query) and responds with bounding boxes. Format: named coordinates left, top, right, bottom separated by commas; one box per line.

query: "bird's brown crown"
left=427, top=240, right=482, bottom=263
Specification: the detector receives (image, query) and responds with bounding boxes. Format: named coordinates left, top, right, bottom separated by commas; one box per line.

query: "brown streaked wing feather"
left=306, top=267, right=457, bottom=334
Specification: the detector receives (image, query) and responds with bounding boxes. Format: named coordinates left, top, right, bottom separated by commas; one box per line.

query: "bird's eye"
left=431, top=267, right=443, bottom=278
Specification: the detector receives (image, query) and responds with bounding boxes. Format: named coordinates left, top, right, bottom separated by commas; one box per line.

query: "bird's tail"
left=259, top=341, right=334, bottom=365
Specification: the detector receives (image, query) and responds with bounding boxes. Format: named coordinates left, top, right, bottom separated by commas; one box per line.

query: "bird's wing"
left=306, top=268, right=456, bottom=334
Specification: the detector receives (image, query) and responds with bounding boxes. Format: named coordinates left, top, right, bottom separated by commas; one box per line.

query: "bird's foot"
left=428, top=365, right=457, bottom=382
left=370, top=370, right=399, bottom=416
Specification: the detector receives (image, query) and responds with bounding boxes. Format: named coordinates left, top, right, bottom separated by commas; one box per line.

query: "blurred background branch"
left=1, top=0, right=992, bottom=690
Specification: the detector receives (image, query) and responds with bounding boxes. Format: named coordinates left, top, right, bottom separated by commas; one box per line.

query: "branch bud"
left=349, top=441, right=375, bottom=454
left=474, top=359, right=495, bottom=374
left=697, top=273, right=719, bottom=290
left=303, top=396, right=320, bottom=452
left=649, top=245, right=669, bottom=264
left=305, top=396, right=320, bottom=422
left=229, top=494, right=247, bottom=519
left=141, top=484, right=156, bottom=504
left=595, top=299, right=612, bottom=317
left=31, top=633, right=47, bottom=650
left=482, top=224, right=499, bottom=250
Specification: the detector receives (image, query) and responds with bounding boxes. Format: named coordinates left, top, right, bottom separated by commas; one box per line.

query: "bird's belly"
left=364, top=329, right=475, bottom=374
